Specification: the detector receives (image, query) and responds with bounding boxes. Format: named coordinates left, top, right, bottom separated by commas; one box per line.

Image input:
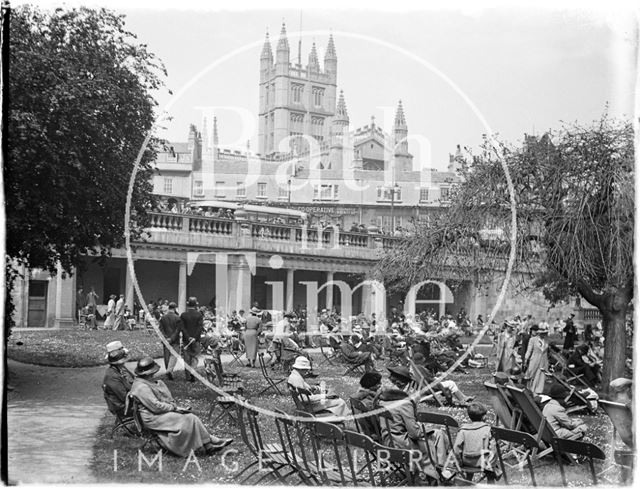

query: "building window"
left=278, top=185, right=288, bottom=200
left=163, top=178, right=173, bottom=195
left=312, top=87, right=324, bottom=107
left=214, top=181, right=225, bottom=198
left=292, top=84, right=304, bottom=104
left=313, top=184, right=338, bottom=201
left=376, top=186, right=401, bottom=201
left=236, top=182, right=246, bottom=198
left=419, top=188, right=429, bottom=202
left=440, top=187, right=450, bottom=201
left=257, top=182, right=267, bottom=198
left=193, top=180, right=203, bottom=197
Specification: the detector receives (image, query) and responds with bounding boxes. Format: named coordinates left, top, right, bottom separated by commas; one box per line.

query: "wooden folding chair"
left=552, top=437, right=606, bottom=486
left=317, top=336, right=337, bottom=367
left=273, top=408, right=320, bottom=485
left=549, top=350, right=590, bottom=389
left=372, top=442, right=419, bottom=486
left=343, top=430, right=378, bottom=486
left=235, top=404, right=296, bottom=485
left=311, top=421, right=354, bottom=485
left=102, top=384, right=139, bottom=437
left=377, top=408, right=397, bottom=448
left=492, top=426, right=538, bottom=485
left=125, top=394, right=168, bottom=453
left=287, top=383, right=332, bottom=417
left=256, top=352, right=287, bottom=396
left=349, top=398, right=382, bottom=442
left=416, top=410, right=458, bottom=449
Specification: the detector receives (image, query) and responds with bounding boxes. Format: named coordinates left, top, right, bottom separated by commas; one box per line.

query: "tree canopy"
left=376, top=115, right=634, bottom=388
left=5, top=5, right=166, bottom=328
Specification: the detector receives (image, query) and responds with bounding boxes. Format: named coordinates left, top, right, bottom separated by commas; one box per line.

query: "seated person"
left=453, top=402, right=502, bottom=482
left=103, top=341, right=134, bottom=419
left=567, top=344, right=602, bottom=387
left=540, top=383, right=587, bottom=440
left=374, top=366, right=439, bottom=480
left=412, top=353, right=474, bottom=406
left=341, top=334, right=377, bottom=372
left=287, top=356, right=350, bottom=418
left=129, top=357, right=233, bottom=457
left=350, top=372, right=383, bottom=441
left=351, top=372, right=382, bottom=410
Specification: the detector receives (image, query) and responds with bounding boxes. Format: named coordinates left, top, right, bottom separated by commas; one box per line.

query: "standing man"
left=563, top=313, right=577, bottom=351
left=86, top=286, right=99, bottom=330
left=114, top=294, right=125, bottom=331
left=159, top=302, right=183, bottom=381
left=76, top=287, right=86, bottom=325
left=180, top=297, right=204, bottom=382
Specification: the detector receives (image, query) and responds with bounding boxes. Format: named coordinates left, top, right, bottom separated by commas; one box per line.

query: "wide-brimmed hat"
left=292, top=356, right=311, bottom=370
left=388, top=365, right=412, bottom=382
left=529, top=324, right=540, bottom=332
left=105, top=341, right=129, bottom=361
left=108, top=349, right=128, bottom=365
left=134, top=357, right=160, bottom=377
left=538, top=324, right=549, bottom=335
left=250, top=306, right=261, bottom=315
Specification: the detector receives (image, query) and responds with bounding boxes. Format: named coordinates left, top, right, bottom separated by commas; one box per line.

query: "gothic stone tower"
left=258, top=24, right=338, bottom=157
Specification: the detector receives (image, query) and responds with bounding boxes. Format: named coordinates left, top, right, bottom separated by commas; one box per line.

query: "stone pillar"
left=326, top=271, right=334, bottom=311
left=361, top=282, right=372, bottom=316
left=228, top=257, right=252, bottom=312
left=178, top=262, right=187, bottom=313
left=125, top=259, right=135, bottom=311
left=54, top=263, right=76, bottom=329
left=286, top=269, right=295, bottom=312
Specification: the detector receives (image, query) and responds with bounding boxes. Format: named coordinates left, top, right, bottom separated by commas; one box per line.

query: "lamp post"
left=287, top=178, right=292, bottom=205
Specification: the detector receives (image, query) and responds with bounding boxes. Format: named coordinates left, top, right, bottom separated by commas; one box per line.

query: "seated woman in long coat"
left=128, top=357, right=233, bottom=457
left=287, top=356, right=350, bottom=418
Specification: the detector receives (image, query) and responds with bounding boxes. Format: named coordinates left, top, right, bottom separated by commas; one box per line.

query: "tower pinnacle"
left=261, top=30, right=273, bottom=60
left=394, top=100, right=406, bottom=128
left=308, top=41, right=319, bottom=71
left=277, top=22, right=289, bottom=51
left=335, top=90, right=349, bottom=121
left=325, top=34, right=337, bottom=60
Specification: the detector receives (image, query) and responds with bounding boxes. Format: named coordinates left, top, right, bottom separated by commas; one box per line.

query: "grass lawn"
left=7, top=329, right=163, bottom=367
left=90, top=351, right=627, bottom=485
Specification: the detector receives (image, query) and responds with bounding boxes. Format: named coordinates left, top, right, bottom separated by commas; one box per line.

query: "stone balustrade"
left=143, top=211, right=403, bottom=260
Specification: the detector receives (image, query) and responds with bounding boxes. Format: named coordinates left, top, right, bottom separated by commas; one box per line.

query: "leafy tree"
left=376, top=115, right=633, bottom=391
left=5, top=5, right=167, bottom=331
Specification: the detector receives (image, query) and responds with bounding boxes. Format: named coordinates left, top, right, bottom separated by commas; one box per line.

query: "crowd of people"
left=98, top=295, right=632, bottom=485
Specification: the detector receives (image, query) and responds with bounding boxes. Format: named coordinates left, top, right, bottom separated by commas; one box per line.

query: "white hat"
left=292, top=356, right=312, bottom=370
left=106, top=341, right=124, bottom=353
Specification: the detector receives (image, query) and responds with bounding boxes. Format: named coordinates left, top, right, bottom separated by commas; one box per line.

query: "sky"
left=23, top=1, right=639, bottom=171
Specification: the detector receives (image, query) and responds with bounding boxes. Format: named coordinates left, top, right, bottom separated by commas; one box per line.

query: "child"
left=453, top=402, right=502, bottom=482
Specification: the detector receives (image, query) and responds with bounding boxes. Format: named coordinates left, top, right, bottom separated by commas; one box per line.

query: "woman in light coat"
left=128, top=357, right=232, bottom=457
left=523, top=324, right=549, bottom=393
left=243, top=307, right=262, bottom=367
left=104, top=294, right=116, bottom=329
left=495, top=322, right=517, bottom=373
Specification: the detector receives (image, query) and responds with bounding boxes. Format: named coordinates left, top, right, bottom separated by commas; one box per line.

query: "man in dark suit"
left=159, top=301, right=182, bottom=380
left=180, top=297, right=204, bottom=382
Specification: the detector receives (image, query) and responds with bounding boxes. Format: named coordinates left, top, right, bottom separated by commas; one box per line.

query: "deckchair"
left=407, top=357, right=445, bottom=407
left=505, top=384, right=577, bottom=460
left=484, top=382, right=518, bottom=430
left=492, top=426, right=538, bottom=485
left=542, top=369, right=596, bottom=414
